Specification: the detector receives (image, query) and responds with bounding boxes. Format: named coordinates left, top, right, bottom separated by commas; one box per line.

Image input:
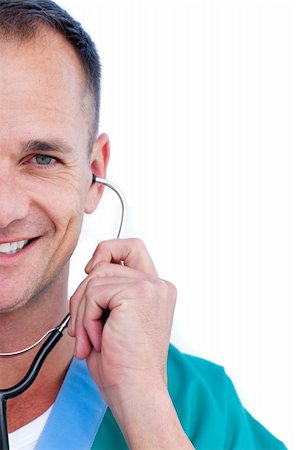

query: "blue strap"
left=35, top=358, right=107, bottom=450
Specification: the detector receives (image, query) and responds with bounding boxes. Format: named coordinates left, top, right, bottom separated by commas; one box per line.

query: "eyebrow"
left=21, top=139, right=73, bottom=154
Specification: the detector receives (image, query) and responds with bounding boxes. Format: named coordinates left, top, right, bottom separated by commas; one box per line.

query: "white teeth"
left=0, top=239, right=29, bottom=255
left=17, top=240, right=26, bottom=249
left=0, top=243, right=10, bottom=253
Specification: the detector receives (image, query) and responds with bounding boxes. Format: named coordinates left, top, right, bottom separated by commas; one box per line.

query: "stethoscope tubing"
left=0, top=176, right=126, bottom=450
left=0, top=323, right=65, bottom=449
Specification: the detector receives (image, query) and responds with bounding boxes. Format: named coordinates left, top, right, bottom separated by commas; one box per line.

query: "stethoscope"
left=0, top=175, right=127, bottom=450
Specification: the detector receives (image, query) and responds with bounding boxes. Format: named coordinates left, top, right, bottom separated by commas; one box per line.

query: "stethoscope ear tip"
left=91, top=174, right=126, bottom=240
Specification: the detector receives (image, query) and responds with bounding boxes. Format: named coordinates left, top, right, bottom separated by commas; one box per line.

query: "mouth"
left=0, top=239, right=34, bottom=255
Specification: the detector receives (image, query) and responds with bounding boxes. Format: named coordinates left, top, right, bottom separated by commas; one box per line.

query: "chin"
left=0, top=282, right=44, bottom=315
left=0, top=298, right=28, bottom=314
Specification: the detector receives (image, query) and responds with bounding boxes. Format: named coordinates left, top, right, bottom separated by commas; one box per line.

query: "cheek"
left=49, top=187, right=86, bottom=234
left=28, top=176, right=88, bottom=242
left=39, top=188, right=86, bottom=273
left=31, top=171, right=89, bottom=211
left=20, top=165, right=91, bottom=245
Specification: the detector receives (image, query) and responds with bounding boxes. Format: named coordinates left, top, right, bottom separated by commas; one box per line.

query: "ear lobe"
left=84, top=133, right=110, bottom=214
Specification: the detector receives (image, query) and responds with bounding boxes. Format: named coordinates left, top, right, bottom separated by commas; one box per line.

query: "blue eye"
left=34, top=155, right=56, bottom=165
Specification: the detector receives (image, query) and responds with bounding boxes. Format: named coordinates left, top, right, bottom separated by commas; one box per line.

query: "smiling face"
left=0, top=28, right=108, bottom=312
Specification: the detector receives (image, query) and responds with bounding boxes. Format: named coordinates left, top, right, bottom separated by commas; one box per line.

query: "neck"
left=0, top=267, right=75, bottom=432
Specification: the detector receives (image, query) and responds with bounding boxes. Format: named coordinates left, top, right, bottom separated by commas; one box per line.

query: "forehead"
left=0, top=27, right=89, bottom=148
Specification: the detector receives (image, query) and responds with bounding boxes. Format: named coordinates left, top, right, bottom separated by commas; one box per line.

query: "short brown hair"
left=0, top=0, right=101, bottom=143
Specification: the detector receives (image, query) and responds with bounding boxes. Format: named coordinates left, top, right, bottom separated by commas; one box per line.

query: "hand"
left=68, top=239, right=194, bottom=449
left=68, top=238, right=177, bottom=405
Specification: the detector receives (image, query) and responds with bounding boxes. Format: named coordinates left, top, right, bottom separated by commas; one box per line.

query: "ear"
left=84, top=133, right=110, bottom=214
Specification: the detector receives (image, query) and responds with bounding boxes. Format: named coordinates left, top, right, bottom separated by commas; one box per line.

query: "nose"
left=0, top=172, right=30, bottom=228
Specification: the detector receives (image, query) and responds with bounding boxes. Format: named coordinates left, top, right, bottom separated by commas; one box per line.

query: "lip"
left=0, top=237, right=33, bottom=245
left=0, top=237, right=39, bottom=261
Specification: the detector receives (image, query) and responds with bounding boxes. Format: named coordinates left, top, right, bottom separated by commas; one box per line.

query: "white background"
left=60, top=0, right=294, bottom=448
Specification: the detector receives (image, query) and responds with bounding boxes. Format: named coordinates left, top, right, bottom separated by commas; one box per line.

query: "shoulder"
left=92, top=345, right=287, bottom=449
left=167, top=343, right=230, bottom=412
left=167, top=343, right=227, bottom=397
left=167, top=344, right=287, bottom=450
left=167, top=344, right=230, bottom=446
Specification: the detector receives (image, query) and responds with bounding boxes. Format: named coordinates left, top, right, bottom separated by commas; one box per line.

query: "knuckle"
left=93, top=239, right=117, bottom=257
left=94, top=240, right=110, bottom=257
left=92, top=260, right=108, bottom=274
left=85, top=281, right=97, bottom=299
left=167, top=280, right=177, bottom=298
left=129, top=237, right=145, bottom=250
left=134, top=279, right=155, bottom=296
left=132, top=278, right=177, bottom=302
left=97, top=239, right=111, bottom=250
left=155, top=278, right=168, bottom=292
left=157, top=279, right=177, bottom=303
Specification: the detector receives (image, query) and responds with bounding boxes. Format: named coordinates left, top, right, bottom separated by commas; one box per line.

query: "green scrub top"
left=92, top=345, right=286, bottom=449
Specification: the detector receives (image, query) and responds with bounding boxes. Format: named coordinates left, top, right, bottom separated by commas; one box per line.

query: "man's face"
left=0, top=28, right=105, bottom=312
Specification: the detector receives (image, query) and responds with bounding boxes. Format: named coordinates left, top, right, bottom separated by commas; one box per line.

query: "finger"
left=69, top=276, right=138, bottom=335
left=75, top=281, right=133, bottom=356
left=69, top=266, right=143, bottom=337
left=83, top=282, right=131, bottom=312
left=87, top=260, right=158, bottom=281
left=68, top=276, right=89, bottom=336
left=74, top=298, right=92, bottom=360
left=69, top=272, right=126, bottom=334
left=85, top=238, right=157, bottom=275
left=82, top=288, right=105, bottom=352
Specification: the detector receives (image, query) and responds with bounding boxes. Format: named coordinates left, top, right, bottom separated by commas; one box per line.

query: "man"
left=0, top=1, right=286, bottom=449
